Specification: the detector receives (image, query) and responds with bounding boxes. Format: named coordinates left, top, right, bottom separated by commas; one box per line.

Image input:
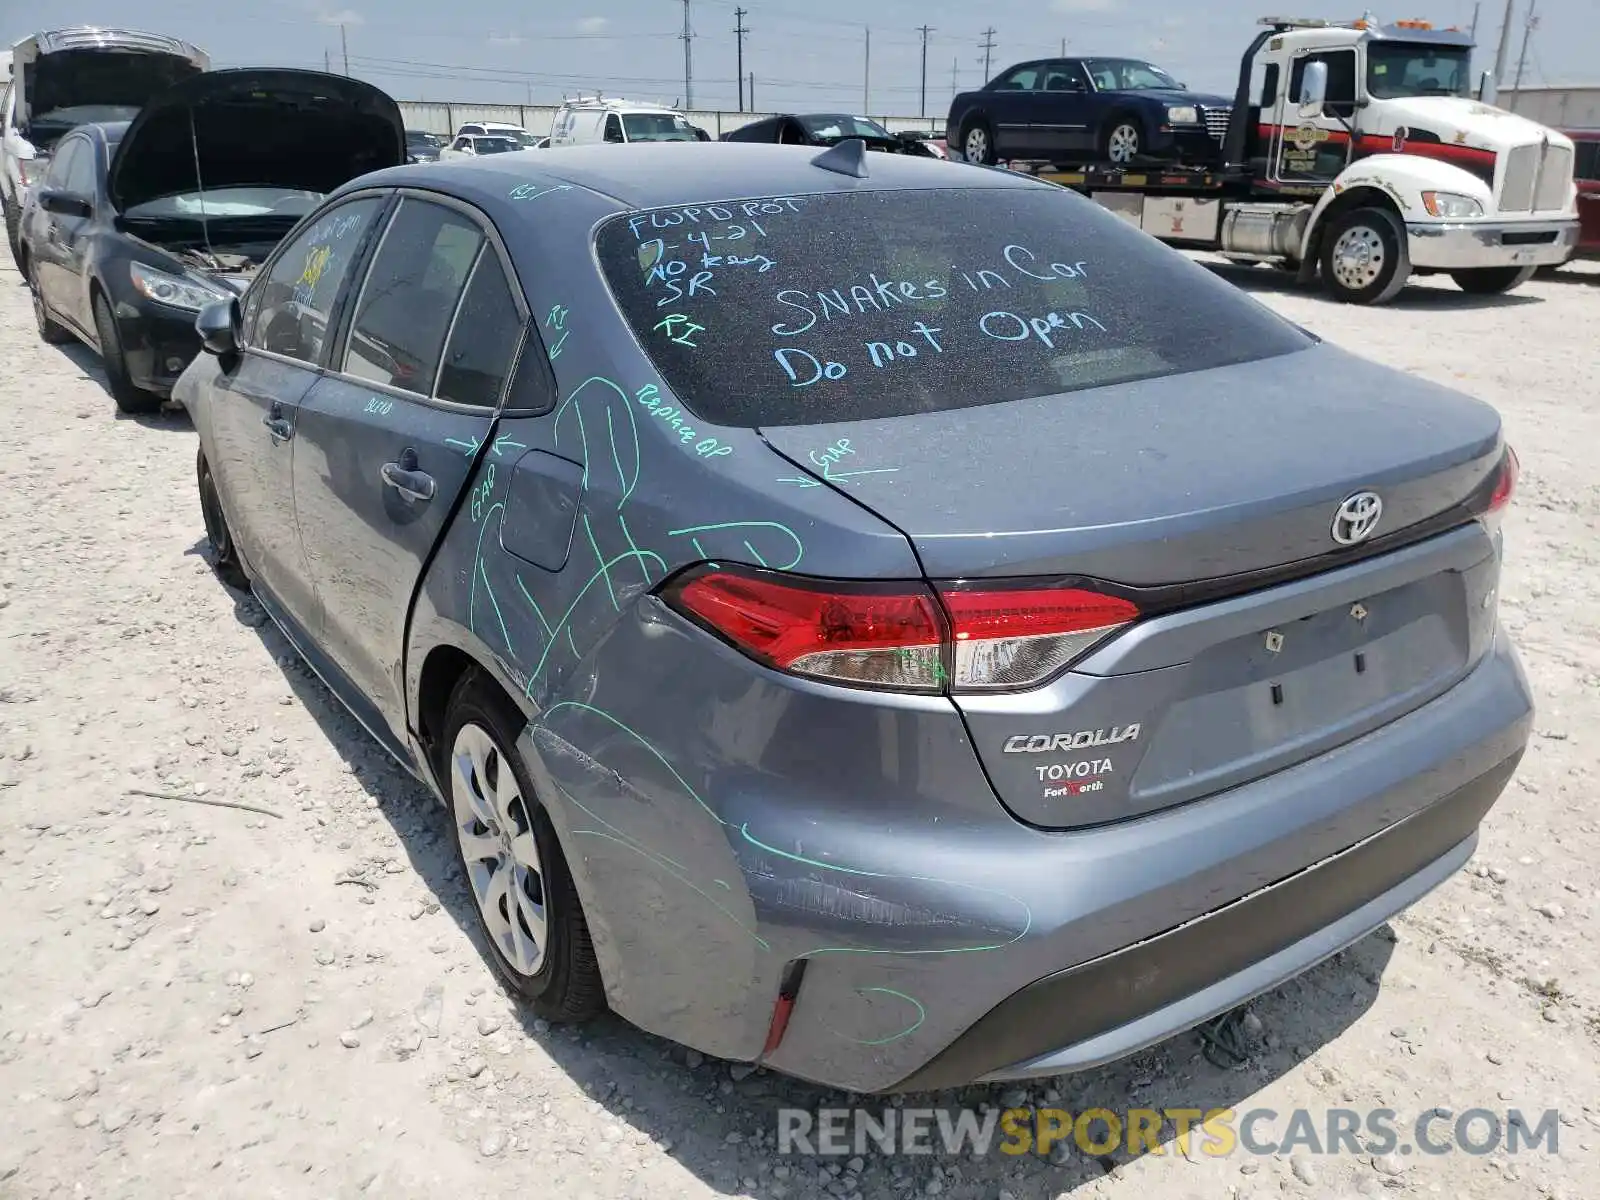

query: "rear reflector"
left=662, top=565, right=1139, bottom=694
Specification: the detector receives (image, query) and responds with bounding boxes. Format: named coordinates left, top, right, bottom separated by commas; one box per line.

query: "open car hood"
left=108, top=67, right=405, bottom=213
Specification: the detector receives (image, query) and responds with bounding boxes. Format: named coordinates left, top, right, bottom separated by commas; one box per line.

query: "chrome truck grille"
left=1499, top=140, right=1574, bottom=213
left=1203, top=107, right=1232, bottom=141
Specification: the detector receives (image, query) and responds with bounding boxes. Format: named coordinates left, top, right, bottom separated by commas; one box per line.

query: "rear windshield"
left=594, top=187, right=1312, bottom=427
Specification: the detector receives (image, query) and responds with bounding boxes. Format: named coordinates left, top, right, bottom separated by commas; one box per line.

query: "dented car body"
left=180, top=144, right=1532, bottom=1094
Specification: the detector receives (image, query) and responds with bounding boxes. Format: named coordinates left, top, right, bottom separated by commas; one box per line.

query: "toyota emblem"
left=1331, top=491, right=1383, bottom=546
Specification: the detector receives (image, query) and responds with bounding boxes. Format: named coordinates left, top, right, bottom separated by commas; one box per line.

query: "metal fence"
left=398, top=100, right=947, bottom=139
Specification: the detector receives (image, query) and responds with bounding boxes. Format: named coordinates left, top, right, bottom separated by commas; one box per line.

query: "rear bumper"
left=527, top=600, right=1533, bottom=1095
left=1406, top=216, right=1579, bottom=269
left=901, top=748, right=1513, bottom=1090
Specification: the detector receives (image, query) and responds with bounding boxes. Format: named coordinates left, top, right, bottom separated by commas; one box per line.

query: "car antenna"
left=187, top=104, right=215, bottom=259
left=811, top=137, right=870, bottom=178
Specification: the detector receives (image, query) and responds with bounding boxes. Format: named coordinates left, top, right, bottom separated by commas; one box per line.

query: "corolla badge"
left=1331, top=490, right=1383, bottom=546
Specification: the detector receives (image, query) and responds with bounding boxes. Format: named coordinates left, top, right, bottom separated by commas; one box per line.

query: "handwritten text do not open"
left=769, top=244, right=1103, bottom=388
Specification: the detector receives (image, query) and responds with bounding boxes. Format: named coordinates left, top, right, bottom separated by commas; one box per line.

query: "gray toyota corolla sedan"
left=178, top=141, right=1532, bottom=1094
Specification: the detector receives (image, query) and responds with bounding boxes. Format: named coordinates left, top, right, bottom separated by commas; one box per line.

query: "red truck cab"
left=1571, top=131, right=1600, bottom=257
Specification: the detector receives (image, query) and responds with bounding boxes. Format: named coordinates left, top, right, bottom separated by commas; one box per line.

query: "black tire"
left=1319, top=206, right=1410, bottom=305
left=196, top=447, right=250, bottom=590
left=27, top=256, right=72, bottom=345
left=960, top=118, right=996, bottom=166
left=1450, top=265, right=1537, bottom=295
left=1098, top=114, right=1144, bottom=165
left=3, top=195, right=22, bottom=273
left=441, top=670, right=605, bottom=1023
left=92, top=290, right=161, bottom=414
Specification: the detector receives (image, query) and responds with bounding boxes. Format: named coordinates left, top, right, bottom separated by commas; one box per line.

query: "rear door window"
left=343, top=197, right=485, bottom=395
left=594, top=187, right=1313, bottom=427
left=435, top=249, right=525, bottom=409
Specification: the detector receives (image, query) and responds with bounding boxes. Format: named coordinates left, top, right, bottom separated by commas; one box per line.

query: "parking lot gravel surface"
left=1, top=258, right=1597, bottom=1199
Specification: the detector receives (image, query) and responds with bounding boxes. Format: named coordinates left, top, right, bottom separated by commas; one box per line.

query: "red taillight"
left=667, top=568, right=948, bottom=692
left=938, top=585, right=1141, bottom=691
left=662, top=566, right=1139, bottom=694
left=1487, top=445, right=1518, bottom=514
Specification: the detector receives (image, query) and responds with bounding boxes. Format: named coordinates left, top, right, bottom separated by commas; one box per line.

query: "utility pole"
left=340, top=23, right=349, bottom=75
left=734, top=8, right=749, bottom=111
left=1060, top=37, right=1066, bottom=56
left=1468, top=1, right=1481, bottom=39
left=915, top=25, right=934, bottom=117
left=749, top=72, right=755, bottom=109
left=324, top=48, right=330, bottom=72
left=863, top=27, right=871, bottom=113
left=1511, top=0, right=1539, bottom=102
left=978, top=27, right=996, bottom=83
left=680, top=0, right=694, bottom=110
left=1491, top=0, right=1515, bottom=85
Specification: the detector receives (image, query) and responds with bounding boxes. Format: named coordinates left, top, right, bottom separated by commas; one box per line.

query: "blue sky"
left=8, top=0, right=1592, bottom=116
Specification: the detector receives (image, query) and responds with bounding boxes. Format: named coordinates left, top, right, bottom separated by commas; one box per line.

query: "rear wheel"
left=196, top=448, right=249, bottom=590
left=27, top=257, right=72, bottom=345
left=443, top=671, right=605, bottom=1022
left=961, top=120, right=996, bottom=165
left=1100, top=116, right=1143, bottom=165
left=92, top=290, right=161, bottom=414
left=1319, top=207, right=1410, bottom=305
left=1450, top=265, right=1537, bottom=295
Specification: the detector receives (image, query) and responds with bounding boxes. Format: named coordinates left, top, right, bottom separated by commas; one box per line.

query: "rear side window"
left=436, top=251, right=525, bottom=408
left=344, top=198, right=485, bottom=395
left=594, top=187, right=1312, bottom=427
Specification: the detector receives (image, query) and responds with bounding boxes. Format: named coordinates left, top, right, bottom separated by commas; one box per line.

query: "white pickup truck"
left=3, top=26, right=208, bottom=270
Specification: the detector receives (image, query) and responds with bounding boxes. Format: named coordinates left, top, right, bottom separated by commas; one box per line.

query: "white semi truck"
left=994, top=16, right=1581, bottom=304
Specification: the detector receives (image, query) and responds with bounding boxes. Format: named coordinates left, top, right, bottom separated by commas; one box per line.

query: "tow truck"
left=973, top=16, right=1582, bottom=304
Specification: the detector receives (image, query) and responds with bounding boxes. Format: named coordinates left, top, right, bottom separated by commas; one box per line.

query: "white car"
left=452, top=121, right=540, bottom=149
left=3, top=26, right=208, bottom=270
left=438, top=133, right=520, bottom=160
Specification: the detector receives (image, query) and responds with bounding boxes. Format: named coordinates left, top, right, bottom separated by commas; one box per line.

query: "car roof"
left=349, top=142, right=1043, bottom=211
left=59, top=120, right=129, bottom=143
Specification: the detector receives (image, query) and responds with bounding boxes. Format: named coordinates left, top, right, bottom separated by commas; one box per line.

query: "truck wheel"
left=1319, top=207, right=1409, bottom=305
left=961, top=120, right=996, bottom=166
left=1450, top=265, right=1537, bottom=295
left=1099, top=116, right=1143, bottom=165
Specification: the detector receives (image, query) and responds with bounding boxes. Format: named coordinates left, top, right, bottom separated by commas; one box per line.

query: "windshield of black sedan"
left=1084, top=58, right=1180, bottom=90
left=595, top=187, right=1312, bottom=427
left=1366, top=43, right=1471, bottom=98
left=798, top=114, right=894, bottom=140
left=124, top=186, right=323, bottom=220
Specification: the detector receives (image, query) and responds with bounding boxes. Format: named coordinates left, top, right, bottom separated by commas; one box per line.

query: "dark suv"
left=947, top=56, right=1232, bottom=167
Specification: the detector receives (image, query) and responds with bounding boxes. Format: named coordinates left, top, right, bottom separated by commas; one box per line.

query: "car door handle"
left=381, top=461, right=436, bottom=504
left=262, top=415, right=292, bottom=442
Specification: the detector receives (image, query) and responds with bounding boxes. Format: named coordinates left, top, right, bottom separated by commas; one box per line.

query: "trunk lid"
left=108, top=68, right=406, bottom=214
left=758, top=342, right=1506, bottom=830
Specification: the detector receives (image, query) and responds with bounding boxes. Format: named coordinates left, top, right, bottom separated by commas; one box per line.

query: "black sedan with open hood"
left=20, top=67, right=403, bottom=413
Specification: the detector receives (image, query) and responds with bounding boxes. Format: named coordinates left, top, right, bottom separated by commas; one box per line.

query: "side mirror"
left=39, top=189, right=92, bottom=218
left=196, top=297, right=241, bottom=357
left=1297, top=60, right=1328, bottom=118
left=1477, top=70, right=1498, bottom=105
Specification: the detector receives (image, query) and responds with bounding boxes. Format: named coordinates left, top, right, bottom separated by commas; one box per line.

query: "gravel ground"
left=1, top=258, right=1597, bottom=1200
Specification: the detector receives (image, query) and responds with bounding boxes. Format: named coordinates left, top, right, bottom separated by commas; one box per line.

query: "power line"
left=917, top=24, right=935, bottom=117
left=734, top=7, right=750, bottom=112
left=978, top=27, right=997, bottom=84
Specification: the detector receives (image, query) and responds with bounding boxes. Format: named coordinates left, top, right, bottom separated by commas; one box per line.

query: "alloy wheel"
left=451, top=722, right=548, bottom=977
left=1107, top=123, right=1141, bottom=163
left=964, top=126, right=989, bottom=163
